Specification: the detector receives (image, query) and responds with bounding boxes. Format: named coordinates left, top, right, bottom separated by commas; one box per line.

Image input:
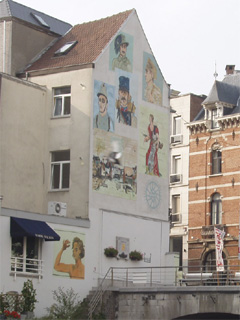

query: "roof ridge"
left=74, top=9, right=134, bottom=27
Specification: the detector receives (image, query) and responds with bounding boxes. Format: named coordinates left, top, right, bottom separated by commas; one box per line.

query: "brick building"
left=188, top=65, right=240, bottom=270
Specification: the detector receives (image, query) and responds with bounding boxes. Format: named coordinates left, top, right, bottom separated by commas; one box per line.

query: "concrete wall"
left=116, top=289, right=240, bottom=319
left=0, top=19, right=58, bottom=76
left=28, top=68, right=93, bottom=219
left=0, top=74, right=46, bottom=213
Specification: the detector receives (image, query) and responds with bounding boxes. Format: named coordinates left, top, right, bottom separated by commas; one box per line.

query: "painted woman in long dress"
left=144, top=114, right=162, bottom=176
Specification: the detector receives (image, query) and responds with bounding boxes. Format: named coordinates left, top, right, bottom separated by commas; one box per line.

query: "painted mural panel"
left=139, top=105, right=168, bottom=178
left=142, top=52, right=163, bottom=106
left=93, top=80, right=115, bottom=132
left=109, top=32, right=133, bottom=73
left=92, top=129, right=137, bottom=199
left=53, top=230, right=85, bottom=279
left=115, top=70, right=138, bottom=128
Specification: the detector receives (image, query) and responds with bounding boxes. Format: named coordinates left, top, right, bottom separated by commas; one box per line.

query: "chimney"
left=225, top=65, right=235, bottom=75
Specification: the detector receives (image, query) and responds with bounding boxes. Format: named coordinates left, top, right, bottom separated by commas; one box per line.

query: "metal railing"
left=11, top=256, right=43, bottom=281
left=88, top=265, right=240, bottom=319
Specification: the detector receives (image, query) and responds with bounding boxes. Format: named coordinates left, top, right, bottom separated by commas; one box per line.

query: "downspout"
left=205, top=134, right=211, bottom=225
left=3, top=20, right=6, bottom=73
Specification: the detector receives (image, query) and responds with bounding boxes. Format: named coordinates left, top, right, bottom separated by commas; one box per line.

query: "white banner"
left=214, top=227, right=225, bottom=272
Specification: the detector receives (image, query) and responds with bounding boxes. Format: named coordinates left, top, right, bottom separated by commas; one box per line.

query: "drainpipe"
left=205, top=135, right=211, bottom=225
left=3, top=20, right=6, bottom=73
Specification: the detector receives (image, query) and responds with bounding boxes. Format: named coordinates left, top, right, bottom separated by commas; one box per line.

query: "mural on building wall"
left=92, top=129, right=137, bottom=199
left=142, top=52, right=163, bottom=106
left=110, top=32, right=133, bottom=72
left=93, top=80, right=115, bottom=132
left=139, top=105, right=168, bottom=178
left=115, top=71, right=138, bottom=128
left=53, top=230, right=85, bottom=279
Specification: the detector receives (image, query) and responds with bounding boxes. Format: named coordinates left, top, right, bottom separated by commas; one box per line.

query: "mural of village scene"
left=138, top=105, right=168, bottom=178
left=92, top=129, right=137, bottom=200
left=53, top=230, right=85, bottom=280
left=142, top=52, right=163, bottom=106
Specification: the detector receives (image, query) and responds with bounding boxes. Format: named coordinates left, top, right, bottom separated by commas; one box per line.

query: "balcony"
left=201, top=225, right=225, bottom=238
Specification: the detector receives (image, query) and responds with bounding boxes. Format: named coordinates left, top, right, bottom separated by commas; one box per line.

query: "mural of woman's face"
left=145, top=68, right=153, bottom=84
left=72, top=242, right=81, bottom=261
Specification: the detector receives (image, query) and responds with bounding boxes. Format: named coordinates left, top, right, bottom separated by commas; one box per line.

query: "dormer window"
left=211, top=108, right=219, bottom=129
left=54, top=41, right=78, bottom=57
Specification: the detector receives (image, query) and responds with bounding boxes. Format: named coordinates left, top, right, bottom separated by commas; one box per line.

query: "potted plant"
left=4, top=310, right=21, bottom=319
left=129, top=250, right=143, bottom=261
left=21, top=280, right=37, bottom=319
left=104, top=247, right=118, bottom=258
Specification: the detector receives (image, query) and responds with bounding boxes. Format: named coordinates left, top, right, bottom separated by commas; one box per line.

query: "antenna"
left=213, top=61, right=218, bottom=80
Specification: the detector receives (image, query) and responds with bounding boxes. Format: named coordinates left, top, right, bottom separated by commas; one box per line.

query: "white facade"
left=0, top=9, right=172, bottom=317
left=169, top=93, right=204, bottom=266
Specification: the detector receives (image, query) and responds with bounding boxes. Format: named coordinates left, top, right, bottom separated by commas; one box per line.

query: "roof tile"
left=25, top=9, right=134, bottom=73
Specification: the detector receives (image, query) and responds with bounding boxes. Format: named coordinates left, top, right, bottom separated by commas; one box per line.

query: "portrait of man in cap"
left=112, top=33, right=132, bottom=72
left=93, top=82, right=114, bottom=132
left=116, top=76, right=136, bottom=127
left=144, top=57, right=162, bottom=106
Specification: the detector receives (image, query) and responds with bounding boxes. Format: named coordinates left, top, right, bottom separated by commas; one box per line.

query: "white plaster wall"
left=0, top=215, right=96, bottom=318
left=29, top=69, right=93, bottom=218
left=0, top=76, right=46, bottom=213
left=90, top=11, right=171, bottom=273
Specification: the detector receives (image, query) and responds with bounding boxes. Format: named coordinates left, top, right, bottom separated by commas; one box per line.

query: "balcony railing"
left=11, top=256, right=43, bottom=280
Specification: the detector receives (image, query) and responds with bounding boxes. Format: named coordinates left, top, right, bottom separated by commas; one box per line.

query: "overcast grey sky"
left=17, top=0, right=240, bottom=96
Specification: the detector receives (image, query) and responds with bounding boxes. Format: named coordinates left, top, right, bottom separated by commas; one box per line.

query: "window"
left=212, top=149, right=222, bottom=174
left=203, top=250, right=226, bottom=272
left=211, top=193, right=222, bottom=225
left=173, top=116, right=181, bottom=135
left=54, top=41, right=78, bottom=57
left=11, top=237, right=41, bottom=275
left=170, top=237, right=183, bottom=269
left=170, top=155, right=182, bottom=183
left=211, top=108, right=219, bottom=129
left=51, top=150, right=70, bottom=190
left=171, top=195, right=181, bottom=223
left=53, top=86, right=71, bottom=117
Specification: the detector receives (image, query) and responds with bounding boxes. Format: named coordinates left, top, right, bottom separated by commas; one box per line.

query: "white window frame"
left=53, top=86, right=71, bottom=117
left=173, top=116, right=181, bottom=136
left=171, top=194, right=181, bottom=224
left=51, top=150, right=70, bottom=190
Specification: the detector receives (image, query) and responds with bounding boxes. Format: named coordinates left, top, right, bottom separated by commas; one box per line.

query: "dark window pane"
left=64, top=96, right=71, bottom=115
left=52, top=164, right=60, bottom=189
left=54, top=97, right=62, bottom=116
left=62, top=163, right=70, bottom=188
left=52, top=151, right=70, bottom=162
left=54, top=86, right=71, bottom=95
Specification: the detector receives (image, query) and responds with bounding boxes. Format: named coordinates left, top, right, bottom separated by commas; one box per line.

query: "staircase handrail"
left=88, top=267, right=113, bottom=320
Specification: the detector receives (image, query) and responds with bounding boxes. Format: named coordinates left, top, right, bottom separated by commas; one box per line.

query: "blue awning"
left=10, top=217, right=60, bottom=241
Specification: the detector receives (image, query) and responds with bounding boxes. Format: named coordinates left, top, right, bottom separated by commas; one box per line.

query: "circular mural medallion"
left=145, top=181, right=161, bottom=209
